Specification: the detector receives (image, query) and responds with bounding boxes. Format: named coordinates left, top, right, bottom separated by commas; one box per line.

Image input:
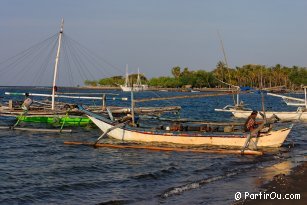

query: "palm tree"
left=171, top=66, right=181, bottom=78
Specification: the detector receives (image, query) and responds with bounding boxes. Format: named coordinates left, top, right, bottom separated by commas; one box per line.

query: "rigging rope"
left=32, top=35, right=59, bottom=86
left=64, top=34, right=122, bottom=74
left=0, top=34, right=58, bottom=86
left=1, top=31, right=126, bottom=88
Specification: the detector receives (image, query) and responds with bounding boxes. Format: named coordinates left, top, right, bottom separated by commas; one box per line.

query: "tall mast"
left=304, top=86, right=307, bottom=109
left=51, top=18, right=64, bottom=110
left=136, top=68, right=141, bottom=86
left=217, top=30, right=239, bottom=105
left=124, top=64, right=129, bottom=87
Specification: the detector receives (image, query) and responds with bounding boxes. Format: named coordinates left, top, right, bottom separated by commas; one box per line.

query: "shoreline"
left=235, top=160, right=307, bottom=205
left=1, top=85, right=305, bottom=93
left=0, top=85, right=237, bottom=92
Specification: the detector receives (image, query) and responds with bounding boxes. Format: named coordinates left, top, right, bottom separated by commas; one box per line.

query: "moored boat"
left=231, top=108, right=307, bottom=121
left=215, top=86, right=307, bottom=121
left=120, top=66, right=148, bottom=92
left=78, top=106, right=292, bottom=148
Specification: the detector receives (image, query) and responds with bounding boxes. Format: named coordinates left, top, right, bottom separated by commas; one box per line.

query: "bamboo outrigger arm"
left=5, top=92, right=128, bottom=101
left=134, top=92, right=235, bottom=103
left=64, top=141, right=263, bottom=155
left=0, top=126, right=72, bottom=133
left=94, top=121, right=130, bottom=146
left=267, top=92, right=305, bottom=102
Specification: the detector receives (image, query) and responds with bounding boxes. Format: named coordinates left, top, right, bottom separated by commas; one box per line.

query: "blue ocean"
left=0, top=87, right=306, bottom=205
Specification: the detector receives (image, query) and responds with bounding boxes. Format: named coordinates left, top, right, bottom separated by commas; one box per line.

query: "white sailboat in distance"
left=120, top=65, right=148, bottom=92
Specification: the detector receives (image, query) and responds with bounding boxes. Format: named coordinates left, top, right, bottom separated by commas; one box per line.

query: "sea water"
left=0, top=87, right=306, bottom=204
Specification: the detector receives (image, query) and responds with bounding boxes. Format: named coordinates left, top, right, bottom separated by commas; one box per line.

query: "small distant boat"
left=120, top=66, right=148, bottom=92
left=191, top=89, right=200, bottom=93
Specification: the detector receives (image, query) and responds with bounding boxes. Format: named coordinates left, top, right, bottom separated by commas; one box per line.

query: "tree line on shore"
left=84, top=61, right=307, bottom=89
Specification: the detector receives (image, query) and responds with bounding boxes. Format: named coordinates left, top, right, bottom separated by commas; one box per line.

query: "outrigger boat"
left=223, top=108, right=307, bottom=121
left=1, top=91, right=128, bottom=126
left=1, top=92, right=180, bottom=126
left=78, top=106, right=292, bottom=148
left=215, top=86, right=307, bottom=121
left=77, top=90, right=293, bottom=150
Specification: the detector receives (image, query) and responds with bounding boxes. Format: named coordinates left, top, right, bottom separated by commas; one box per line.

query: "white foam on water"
left=162, top=172, right=238, bottom=198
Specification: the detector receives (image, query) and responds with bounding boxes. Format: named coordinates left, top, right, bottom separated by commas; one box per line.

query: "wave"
left=161, top=171, right=239, bottom=198
left=131, top=166, right=177, bottom=180
left=96, top=199, right=131, bottom=205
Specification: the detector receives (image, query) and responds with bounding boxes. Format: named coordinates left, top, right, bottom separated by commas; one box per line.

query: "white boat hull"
left=215, top=108, right=307, bottom=121
left=87, top=116, right=292, bottom=148
left=233, top=110, right=307, bottom=121
left=120, top=85, right=147, bottom=92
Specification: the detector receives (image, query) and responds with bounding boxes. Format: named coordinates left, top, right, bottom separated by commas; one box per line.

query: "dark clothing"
left=22, top=98, right=32, bottom=111
left=244, top=116, right=257, bottom=132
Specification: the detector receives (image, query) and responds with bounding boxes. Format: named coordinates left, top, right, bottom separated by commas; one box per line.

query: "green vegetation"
left=86, top=74, right=148, bottom=87
left=85, top=62, right=307, bottom=89
left=98, top=76, right=124, bottom=86
left=84, top=80, right=98, bottom=87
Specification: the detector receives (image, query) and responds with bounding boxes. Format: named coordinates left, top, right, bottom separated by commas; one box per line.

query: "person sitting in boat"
left=21, top=93, right=33, bottom=112
left=244, top=110, right=262, bottom=132
left=120, top=114, right=140, bottom=127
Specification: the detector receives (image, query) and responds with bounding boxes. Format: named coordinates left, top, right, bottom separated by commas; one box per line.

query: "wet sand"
left=236, top=161, right=306, bottom=205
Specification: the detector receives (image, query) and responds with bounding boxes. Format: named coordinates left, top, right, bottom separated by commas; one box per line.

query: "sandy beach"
left=235, top=161, right=306, bottom=205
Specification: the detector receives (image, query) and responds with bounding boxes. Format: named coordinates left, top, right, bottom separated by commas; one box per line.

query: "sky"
left=0, top=0, right=307, bottom=86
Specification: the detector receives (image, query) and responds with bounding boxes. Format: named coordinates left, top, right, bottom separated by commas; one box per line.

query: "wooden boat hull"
left=87, top=115, right=292, bottom=148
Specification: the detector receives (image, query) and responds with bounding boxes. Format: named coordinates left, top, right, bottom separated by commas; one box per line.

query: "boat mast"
left=131, top=90, right=135, bottom=126
left=136, top=68, right=141, bottom=86
left=304, top=86, right=307, bottom=109
left=217, top=30, right=239, bottom=106
left=51, top=18, right=64, bottom=110
left=125, top=64, right=129, bottom=87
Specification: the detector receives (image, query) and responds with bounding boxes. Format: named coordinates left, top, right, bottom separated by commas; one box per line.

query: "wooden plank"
left=5, top=92, right=128, bottom=101
left=64, top=141, right=263, bottom=155
left=134, top=92, right=235, bottom=103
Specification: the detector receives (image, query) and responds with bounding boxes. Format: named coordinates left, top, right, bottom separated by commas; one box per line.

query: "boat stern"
left=257, top=125, right=293, bottom=148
